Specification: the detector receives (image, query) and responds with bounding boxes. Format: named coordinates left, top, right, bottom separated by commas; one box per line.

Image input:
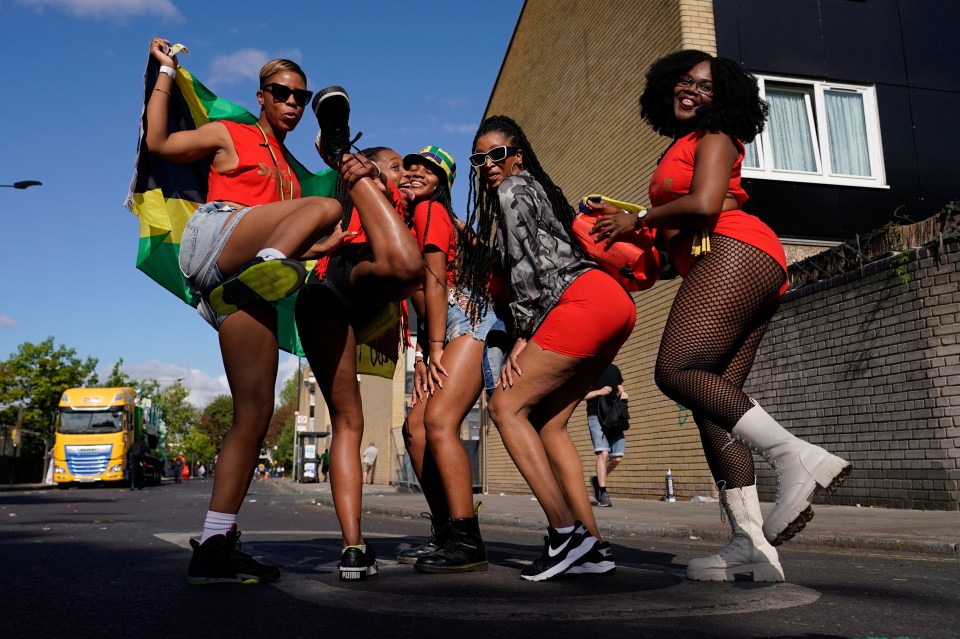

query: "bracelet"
left=428, top=339, right=444, bottom=344
left=159, top=65, right=177, bottom=79
left=154, top=88, right=170, bottom=96
left=414, top=352, right=424, bottom=361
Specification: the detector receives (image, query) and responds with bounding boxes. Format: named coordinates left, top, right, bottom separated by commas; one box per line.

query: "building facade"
left=477, top=0, right=960, bottom=506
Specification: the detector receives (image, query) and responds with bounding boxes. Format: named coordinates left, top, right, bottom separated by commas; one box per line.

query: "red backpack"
left=571, top=195, right=661, bottom=292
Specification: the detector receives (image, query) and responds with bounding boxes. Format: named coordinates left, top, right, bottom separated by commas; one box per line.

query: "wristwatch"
left=635, top=208, right=649, bottom=229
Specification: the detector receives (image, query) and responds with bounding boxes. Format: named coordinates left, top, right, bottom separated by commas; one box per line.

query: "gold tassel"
left=691, top=229, right=711, bottom=256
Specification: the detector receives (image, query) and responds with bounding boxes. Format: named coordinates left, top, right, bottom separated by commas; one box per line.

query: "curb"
left=308, top=493, right=960, bottom=557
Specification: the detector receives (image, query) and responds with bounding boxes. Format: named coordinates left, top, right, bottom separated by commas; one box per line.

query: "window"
left=742, top=75, right=887, bottom=188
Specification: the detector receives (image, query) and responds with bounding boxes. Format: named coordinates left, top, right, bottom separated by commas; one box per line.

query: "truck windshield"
left=59, top=410, right=123, bottom=434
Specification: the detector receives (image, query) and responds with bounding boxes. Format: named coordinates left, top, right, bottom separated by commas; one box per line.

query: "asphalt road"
left=1, top=480, right=956, bottom=638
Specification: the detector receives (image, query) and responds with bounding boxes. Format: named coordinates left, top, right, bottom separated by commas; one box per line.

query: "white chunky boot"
left=687, top=484, right=784, bottom=582
left=732, top=401, right=852, bottom=546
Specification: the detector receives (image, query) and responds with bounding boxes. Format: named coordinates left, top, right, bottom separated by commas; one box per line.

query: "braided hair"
left=639, top=50, right=768, bottom=142
left=459, top=115, right=581, bottom=316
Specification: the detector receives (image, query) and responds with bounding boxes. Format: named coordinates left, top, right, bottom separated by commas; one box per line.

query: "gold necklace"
left=255, top=122, right=292, bottom=201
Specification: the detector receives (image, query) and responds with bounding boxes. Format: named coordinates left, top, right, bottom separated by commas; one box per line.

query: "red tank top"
left=649, top=130, right=787, bottom=295
left=411, top=200, right=458, bottom=287
left=207, top=120, right=301, bottom=206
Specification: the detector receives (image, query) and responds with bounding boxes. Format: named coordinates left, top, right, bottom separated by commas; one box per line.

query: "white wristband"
left=159, top=65, right=177, bottom=79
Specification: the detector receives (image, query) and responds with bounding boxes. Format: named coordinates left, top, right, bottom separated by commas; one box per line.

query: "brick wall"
left=745, top=241, right=960, bottom=510
left=481, top=0, right=959, bottom=510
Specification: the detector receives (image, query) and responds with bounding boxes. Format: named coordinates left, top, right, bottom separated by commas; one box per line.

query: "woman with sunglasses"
left=589, top=50, right=851, bottom=582
left=393, top=147, right=508, bottom=574
left=145, top=37, right=349, bottom=584
left=295, top=139, right=425, bottom=581
left=460, top=116, right=635, bottom=581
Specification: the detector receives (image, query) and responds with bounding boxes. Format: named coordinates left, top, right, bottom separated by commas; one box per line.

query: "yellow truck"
left=53, top=387, right=163, bottom=487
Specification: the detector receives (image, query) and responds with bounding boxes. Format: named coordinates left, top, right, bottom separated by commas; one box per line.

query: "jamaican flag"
left=125, top=52, right=401, bottom=378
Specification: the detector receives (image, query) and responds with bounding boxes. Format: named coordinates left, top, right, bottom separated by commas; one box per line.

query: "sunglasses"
left=260, top=83, right=313, bottom=108
left=468, top=145, right=518, bottom=167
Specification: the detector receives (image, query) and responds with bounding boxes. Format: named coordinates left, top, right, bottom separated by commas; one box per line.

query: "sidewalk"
left=272, top=480, right=960, bottom=556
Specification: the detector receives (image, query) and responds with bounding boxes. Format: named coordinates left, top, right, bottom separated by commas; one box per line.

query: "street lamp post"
left=0, top=181, right=42, bottom=189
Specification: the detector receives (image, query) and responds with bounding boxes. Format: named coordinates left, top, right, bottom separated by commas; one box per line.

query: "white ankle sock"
left=256, top=248, right=286, bottom=261
left=200, top=510, right=237, bottom=543
left=554, top=524, right=574, bottom=534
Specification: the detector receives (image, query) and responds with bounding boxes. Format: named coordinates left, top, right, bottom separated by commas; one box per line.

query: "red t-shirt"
left=207, top=120, right=301, bottom=205
left=411, top=200, right=457, bottom=287
left=649, top=130, right=787, bottom=295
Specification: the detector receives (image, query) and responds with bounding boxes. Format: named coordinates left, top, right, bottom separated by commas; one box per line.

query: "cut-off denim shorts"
left=587, top=414, right=626, bottom=457
left=179, top=201, right=255, bottom=329
left=445, top=289, right=507, bottom=398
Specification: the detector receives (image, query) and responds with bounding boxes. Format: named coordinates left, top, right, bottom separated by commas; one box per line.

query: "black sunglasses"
left=468, top=145, right=518, bottom=167
left=261, top=83, right=313, bottom=108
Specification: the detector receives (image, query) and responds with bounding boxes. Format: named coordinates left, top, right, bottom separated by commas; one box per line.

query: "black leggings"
left=654, top=235, right=785, bottom=489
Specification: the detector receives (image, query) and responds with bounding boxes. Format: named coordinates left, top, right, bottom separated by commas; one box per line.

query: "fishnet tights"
left=654, top=235, right=784, bottom=488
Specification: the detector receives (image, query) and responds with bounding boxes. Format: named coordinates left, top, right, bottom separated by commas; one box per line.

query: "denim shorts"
left=179, top=201, right=254, bottom=329
left=588, top=414, right=625, bottom=457
left=445, top=290, right=507, bottom=397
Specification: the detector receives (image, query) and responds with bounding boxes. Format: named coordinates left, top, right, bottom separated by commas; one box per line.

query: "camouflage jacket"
left=495, top=172, right=595, bottom=338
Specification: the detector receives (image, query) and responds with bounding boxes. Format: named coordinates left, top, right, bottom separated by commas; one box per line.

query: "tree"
left=198, top=394, right=233, bottom=453
left=180, top=428, right=217, bottom=469
left=0, top=338, right=99, bottom=451
left=267, top=371, right=300, bottom=467
left=103, top=358, right=134, bottom=388
left=273, top=420, right=295, bottom=469
left=266, top=373, right=300, bottom=448
left=156, top=381, right=196, bottom=447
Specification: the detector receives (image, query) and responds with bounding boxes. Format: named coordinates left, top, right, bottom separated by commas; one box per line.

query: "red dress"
left=649, top=131, right=788, bottom=297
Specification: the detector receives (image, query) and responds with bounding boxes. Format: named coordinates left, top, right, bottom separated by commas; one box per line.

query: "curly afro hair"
left=639, top=50, right=768, bottom=142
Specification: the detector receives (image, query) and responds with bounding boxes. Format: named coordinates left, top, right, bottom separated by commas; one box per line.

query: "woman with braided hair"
left=589, top=50, right=852, bottom=582
left=460, top=115, right=635, bottom=581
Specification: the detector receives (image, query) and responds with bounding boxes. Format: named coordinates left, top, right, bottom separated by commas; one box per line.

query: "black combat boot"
left=397, top=514, right=450, bottom=565
left=414, top=516, right=488, bottom=573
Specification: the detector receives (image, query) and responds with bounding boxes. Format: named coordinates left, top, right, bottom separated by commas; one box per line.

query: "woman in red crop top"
left=395, top=146, right=508, bottom=574
left=590, top=50, right=851, bottom=583
left=145, top=37, right=405, bottom=586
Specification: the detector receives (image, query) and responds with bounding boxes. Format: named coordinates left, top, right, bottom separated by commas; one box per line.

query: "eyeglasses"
left=260, top=83, right=313, bottom=108
left=676, top=76, right=713, bottom=97
left=468, top=145, right=518, bottom=167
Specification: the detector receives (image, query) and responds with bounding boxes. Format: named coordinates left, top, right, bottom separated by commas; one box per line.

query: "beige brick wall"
left=481, top=0, right=723, bottom=500
left=305, top=362, right=406, bottom=487
left=678, top=0, right=717, bottom=54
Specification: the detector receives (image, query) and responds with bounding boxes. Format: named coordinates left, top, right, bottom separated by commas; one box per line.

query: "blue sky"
left=0, top=0, right=523, bottom=407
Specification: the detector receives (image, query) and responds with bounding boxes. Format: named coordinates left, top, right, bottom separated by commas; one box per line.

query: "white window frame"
left=743, top=74, right=888, bottom=189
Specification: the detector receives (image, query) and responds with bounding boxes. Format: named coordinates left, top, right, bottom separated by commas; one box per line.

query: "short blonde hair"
left=259, top=59, right=307, bottom=86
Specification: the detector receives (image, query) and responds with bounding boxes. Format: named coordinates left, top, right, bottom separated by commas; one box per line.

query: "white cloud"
left=115, top=360, right=228, bottom=408
left=424, top=93, right=471, bottom=109
left=0, top=316, right=17, bottom=330
left=208, top=49, right=269, bottom=86
left=206, top=48, right=304, bottom=88
left=209, top=49, right=303, bottom=87
left=108, top=356, right=304, bottom=410
left=19, top=0, right=181, bottom=19
left=441, top=123, right=478, bottom=134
